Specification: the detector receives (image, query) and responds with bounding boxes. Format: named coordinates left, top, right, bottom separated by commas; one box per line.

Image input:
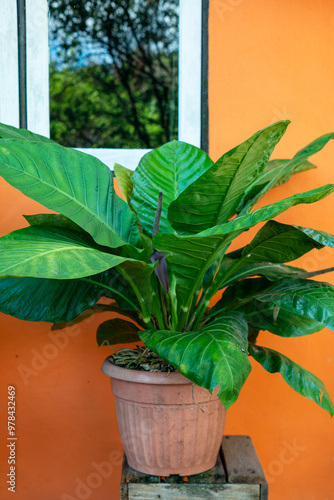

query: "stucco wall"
left=0, top=1, right=333, bottom=499
left=209, top=1, right=334, bottom=498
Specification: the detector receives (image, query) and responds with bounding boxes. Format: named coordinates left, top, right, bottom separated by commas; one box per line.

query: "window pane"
left=48, top=0, right=179, bottom=149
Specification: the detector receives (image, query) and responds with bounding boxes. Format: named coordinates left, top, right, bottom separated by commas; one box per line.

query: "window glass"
left=48, top=0, right=179, bottom=149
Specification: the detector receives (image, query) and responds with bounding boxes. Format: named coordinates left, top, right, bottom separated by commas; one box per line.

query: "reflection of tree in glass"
left=48, top=0, right=179, bottom=149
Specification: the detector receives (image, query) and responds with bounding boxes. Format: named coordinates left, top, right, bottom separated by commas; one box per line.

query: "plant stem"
left=176, top=237, right=236, bottom=330
left=168, top=289, right=178, bottom=330
left=116, top=265, right=154, bottom=327
left=191, top=253, right=254, bottom=330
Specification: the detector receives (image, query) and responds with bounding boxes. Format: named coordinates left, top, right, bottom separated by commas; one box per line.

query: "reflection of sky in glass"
left=50, top=38, right=113, bottom=68
left=49, top=5, right=179, bottom=68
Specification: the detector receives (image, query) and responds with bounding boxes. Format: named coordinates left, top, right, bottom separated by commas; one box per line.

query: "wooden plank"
left=260, top=482, right=269, bottom=500
left=128, top=483, right=260, bottom=500
left=222, top=436, right=267, bottom=485
left=121, top=437, right=268, bottom=499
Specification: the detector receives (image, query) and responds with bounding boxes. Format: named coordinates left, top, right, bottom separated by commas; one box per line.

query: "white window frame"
left=0, top=0, right=206, bottom=171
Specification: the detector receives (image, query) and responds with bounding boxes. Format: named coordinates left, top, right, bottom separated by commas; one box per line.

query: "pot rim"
left=101, top=355, right=193, bottom=385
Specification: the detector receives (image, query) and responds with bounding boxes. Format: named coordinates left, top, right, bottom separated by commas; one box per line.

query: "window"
left=0, top=0, right=209, bottom=170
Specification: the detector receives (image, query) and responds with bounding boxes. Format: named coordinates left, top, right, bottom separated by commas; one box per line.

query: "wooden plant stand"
left=120, top=435, right=268, bottom=499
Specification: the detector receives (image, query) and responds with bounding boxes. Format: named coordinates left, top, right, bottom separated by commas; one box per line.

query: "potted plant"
left=0, top=120, right=333, bottom=476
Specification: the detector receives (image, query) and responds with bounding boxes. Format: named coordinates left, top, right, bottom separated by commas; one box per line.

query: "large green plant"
left=0, top=121, right=334, bottom=415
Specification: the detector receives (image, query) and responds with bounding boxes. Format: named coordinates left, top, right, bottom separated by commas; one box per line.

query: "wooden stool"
left=120, top=435, right=268, bottom=499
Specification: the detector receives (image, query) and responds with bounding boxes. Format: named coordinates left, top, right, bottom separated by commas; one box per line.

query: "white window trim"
left=0, top=1, right=20, bottom=128
left=0, top=0, right=204, bottom=171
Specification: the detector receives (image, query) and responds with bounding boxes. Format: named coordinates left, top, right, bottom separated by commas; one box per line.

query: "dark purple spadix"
left=150, top=250, right=169, bottom=293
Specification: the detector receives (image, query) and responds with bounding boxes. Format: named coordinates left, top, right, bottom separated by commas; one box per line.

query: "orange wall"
left=0, top=2, right=334, bottom=499
left=209, top=0, right=334, bottom=499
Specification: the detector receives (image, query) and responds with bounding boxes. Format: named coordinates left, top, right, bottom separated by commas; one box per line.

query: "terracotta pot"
left=101, top=356, right=227, bottom=476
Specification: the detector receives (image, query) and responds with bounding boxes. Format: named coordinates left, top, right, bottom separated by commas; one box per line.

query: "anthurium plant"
left=0, top=120, right=334, bottom=415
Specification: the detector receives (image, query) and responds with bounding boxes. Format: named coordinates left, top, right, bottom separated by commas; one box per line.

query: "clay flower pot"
left=101, top=356, right=227, bottom=476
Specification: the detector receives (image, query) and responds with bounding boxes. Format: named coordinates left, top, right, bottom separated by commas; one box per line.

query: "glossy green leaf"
left=131, top=140, right=213, bottom=235
left=240, top=159, right=316, bottom=207
left=154, top=231, right=234, bottom=319
left=140, top=313, right=252, bottom=410
left=116, top=260, right=158, bottom=326
left=0, top=273, right=108, bottom=323
left=51, top=303, right=113, bottom=329
left=243, top=300, right=324, bottom=337
left=100, top=267, right=141, bottom=312
left=97, top=318, right=141, bottom=346
left=154, top=183, right=334, bottom=319
left=168, top=121, right=289, bottom=233
left=52, top=302, right=148, bottom=330
left=294, top=225, right=334, bottom=248
left=24, top=213, right=84, bottom=232
left=256, top=278, right=334, bottom=331
left=0, top=139, right=142, bottom=249
left=0, top=226, right=140, bottom=279
left=249, top=344, right=334, bottom=416
left=0, top=122, right=55, bottom=142
left=261, top=158, right=316, bottom=186
left=216, top=260, right=305, bottom=289
left=194, top=184, right=334, bottom=239
left=209, top=277, right=272, bottom=319
left=244, top=132, right=334, bottom=212
left=201, top=260, right=305, bottom=313
left=238, top=220, right=325, bottom=264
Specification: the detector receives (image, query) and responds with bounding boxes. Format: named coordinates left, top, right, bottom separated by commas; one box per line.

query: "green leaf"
left=0, top=226, right=141, bottom=279
left=168, top=121, right=289, bottom=234
left=0, top=122, right=55, bottom=142
left=249, top=344, right=334, bottom=416
left=140, top=313, right=252, bottom=410
left=216, top=260, right=305, bottom=288
left=24, top=213, right=84, bottom=233
left=202, top=261, right=305, bottom=313
left=100, top=267, right=141, bottom=312
left=243, top=300, right=324, bottom=337
left=294, top=225, right=334, bottom=248
left=131, top=140, right=213, bottom=235
left=154, top=183, right=334, bottom=326
left=154, top=231, right=234, bottom=320
left=238, top=220, right=325, bottom=264
left=194, top=184, right=334, bottom=239
left=97, top=318, right=141, bottom=346
left=0, top=273, right=108, bottom=323
left=244, top=132, right=334, bottom=212
left=209, top=277, right=272, bottom=318
left=52, top=302, right=148, bottom=330
left=237, top=159, right=316, bottom=212
left=116, top=260, right=158, bottom=325
left=0, top=139, right=142, bottom=249
left=256, top=278, right=334, bottom=331
left=262, top=158, right=316, bottom=186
